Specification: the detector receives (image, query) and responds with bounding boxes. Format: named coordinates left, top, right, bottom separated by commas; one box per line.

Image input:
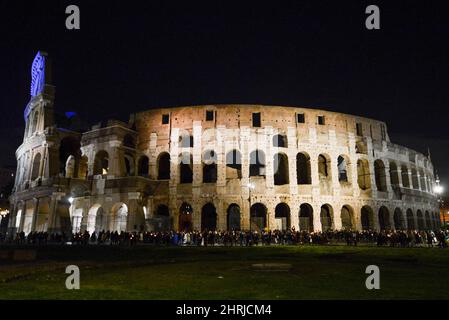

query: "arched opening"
left=178, top=202, right=193, bottom=232
left=424, top=211, right=431, bottom=230
left=341, top=205, right=354, bottom=230
left=179, top=134, right=194, bottom=148
left=273, top=134, right=288, bottom=148
left=137, top=156, right=149, bottom=176
left=249, top=150, right=266, bottom=177
left=401, top=165, right=410, bottom=188
left=393, top=208, right=404, bottom=230
left=250, top=203, right=267, bottom=232
left=202, top=150, right=217, bottom=183
left=31, top=153, right=41, bottom=180
left=296, top=152, right=311, bottom=184
left=227, top=204, right=241, bottom=231
left=157, top=152, right=171, bottom=180
left=123, top=153, right=135, bottom=176
left=64, top=155, right=76, bottom=178
left=361, top=206, right=374, bottom=230
left=179, top=152, right=193, bottom=183
left=357, top=159, right=371, bottom=190
left=275, top=203, right=291, bottom=230
left=59, top=136, right=81, bottom=178
left=378, top=206, right=391, bottom=230
left=154, top=204, right=170, bottom=231
left=406, top=209, right=415, bottom=230
left=273, top=153, right=289, bottom=185
left=155, top=204, right=169, bottom=217
left=111, top=203, right=128, bottom=232
left=374, top=160, right=387, bottom=191
left=417, top=210, right=424, bottom=230
left=318, top=154, right=330, bottom=179
left=87, top=204, right=106, bottom=234
left=337, top=155, right=349, bottom=183
left=320, top=204, right=333, bottom=231
left=226, top=149, right=242, bottom=179
left=201, top=203, right=217, bottom=231
left=299, top=203, right=314, bottom=232
left=93, top=150, right=109, bottom=175
left=389, top=162, right=399, bottom=186
left=123, top=134, right=136, bottom=148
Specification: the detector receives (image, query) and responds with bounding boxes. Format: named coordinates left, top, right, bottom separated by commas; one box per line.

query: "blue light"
left=30, top=51, right=46, bottom=97
left=65, top=111, right=77, bottom=119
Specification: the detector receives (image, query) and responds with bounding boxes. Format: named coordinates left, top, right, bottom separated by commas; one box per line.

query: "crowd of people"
left=1, top=228, right=448, bottom=248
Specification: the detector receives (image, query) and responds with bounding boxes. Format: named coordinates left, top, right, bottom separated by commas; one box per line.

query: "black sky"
left=1, top=0, right=448, bottom=191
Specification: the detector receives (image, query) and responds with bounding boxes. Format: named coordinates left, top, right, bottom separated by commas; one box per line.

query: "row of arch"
left=88, top=150, right=433, bottom=195
left=150, top=202, right=440, bottom=232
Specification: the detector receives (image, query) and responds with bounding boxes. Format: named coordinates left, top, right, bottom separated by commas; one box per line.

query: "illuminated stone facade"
left=7, top=54, right=441, bottom=236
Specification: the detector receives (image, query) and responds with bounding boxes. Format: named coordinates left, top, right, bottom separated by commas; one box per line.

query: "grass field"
left=0, top=245, right=448, bottom=299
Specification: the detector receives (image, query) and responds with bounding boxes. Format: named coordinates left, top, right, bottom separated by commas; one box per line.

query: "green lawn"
left=0, top=245, right=448, bottom=299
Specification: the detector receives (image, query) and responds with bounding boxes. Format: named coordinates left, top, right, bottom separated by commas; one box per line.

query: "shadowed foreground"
left=0, top=245, right=447, bottom=299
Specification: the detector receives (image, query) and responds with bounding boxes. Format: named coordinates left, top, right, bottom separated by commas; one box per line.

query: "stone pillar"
left=354, top=206, right=363, bottom=231
left=192, top=121, right=202, bottom=186
left=396, top=167, right=403, bottom=187
left=19, top=201, right=27, bottom=232
left=290, top=202, right=299, bottom=231
left=384, top=162, right=394, bottom=196
left=267, top=203, right=275, bottom=231
left=310, top=155, right=319, bottom=194
left=47, top=194, right=61, bottom=233
left=241, top=198, right=250, bottom=231
left=416, top=172, right=422, bottom=191
left=407, top=169, right=413, bottom=189
left=333, top=207, right=342, bottom=230
left=192, top=201, right=201, bottom=231
left=79, top=198, right=91, bottom=233
left=313, top=204, right=322, bottom=232
left=389, top=208, right=396, bottom=230
left=368, top=160, right=378, bottom=198
left=264, top=127, right=274, bottom=189
left=217, top=199, right=225, bottom=230
left=30, top=198, right=39, bottom=232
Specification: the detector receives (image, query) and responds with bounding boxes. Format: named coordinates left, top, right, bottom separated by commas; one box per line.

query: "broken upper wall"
left=134, top=104, right=390, bottom=148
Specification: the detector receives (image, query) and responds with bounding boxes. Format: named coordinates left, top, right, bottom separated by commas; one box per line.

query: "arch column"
left=384, top=162, right=394, bottom=195
left=241, top=197, right=250, bottom=231
left=396, top=168, right=404, bottom=187
left=312, top=204, right=322, bottom=232
left=267, top=203, right=275, bottom=231
left=290, top=202, right=300, bottom=231
left=217, top=200, right=225, bottom=230
left=310, top=156, right=320, bottom=196
left=334, top=206, right=342, bottom=230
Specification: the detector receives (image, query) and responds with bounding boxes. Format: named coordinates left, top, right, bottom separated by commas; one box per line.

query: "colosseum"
left=7, top=52, right=441, bottom=237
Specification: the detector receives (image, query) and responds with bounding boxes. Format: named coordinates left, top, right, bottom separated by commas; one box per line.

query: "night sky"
left=1, top=0, right=448, bottom=192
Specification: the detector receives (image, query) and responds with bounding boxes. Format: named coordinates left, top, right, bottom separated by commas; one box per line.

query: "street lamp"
left=434, top=175, right=444, bottom=228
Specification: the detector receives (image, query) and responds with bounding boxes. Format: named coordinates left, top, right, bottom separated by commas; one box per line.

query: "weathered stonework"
left=8, top=101, right=440, bottom=236
left=7, top=55, right=440, bottom=236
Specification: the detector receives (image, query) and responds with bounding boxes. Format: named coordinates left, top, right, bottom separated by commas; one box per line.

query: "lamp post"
left=434, top=175, right=444, bottom=228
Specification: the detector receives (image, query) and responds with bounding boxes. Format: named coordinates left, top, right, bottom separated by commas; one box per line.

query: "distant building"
left=7, top=52, right=441, bottom=236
